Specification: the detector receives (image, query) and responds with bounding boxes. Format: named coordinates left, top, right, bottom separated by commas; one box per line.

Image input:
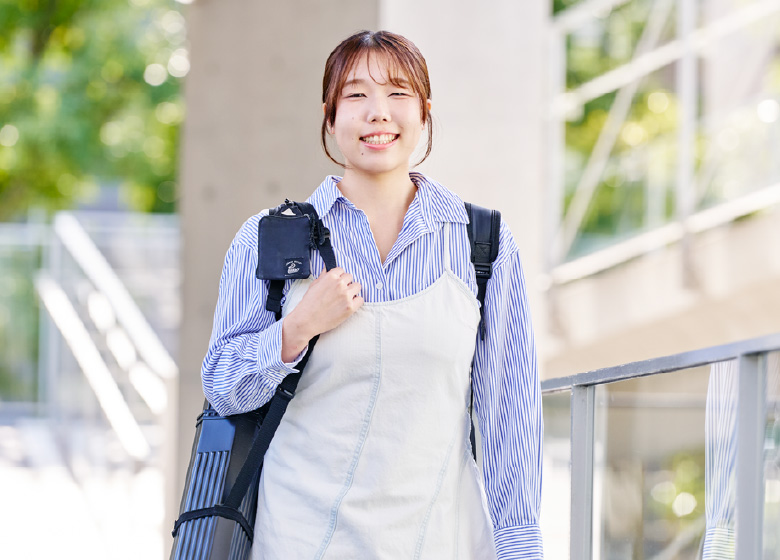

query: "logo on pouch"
left=286, top=260, right=302, bottom=275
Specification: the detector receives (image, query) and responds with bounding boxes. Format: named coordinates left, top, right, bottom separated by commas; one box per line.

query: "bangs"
left=349, top=46, right=421, bottom=93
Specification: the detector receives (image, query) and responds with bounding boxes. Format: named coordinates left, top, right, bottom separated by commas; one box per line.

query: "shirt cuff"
left=494, top=524, right=544, bottom=560
left=257, top=319, right=308, bottom=385
left=702, top=525, right=735, bottom=559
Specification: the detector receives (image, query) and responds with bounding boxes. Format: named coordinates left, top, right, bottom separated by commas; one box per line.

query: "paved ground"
left=0, top=413, right=574, bottom=560
left=0, top=417, right=163, bottom=560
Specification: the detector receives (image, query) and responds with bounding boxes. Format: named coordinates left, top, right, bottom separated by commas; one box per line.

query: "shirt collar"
left=306, top=173, right=469, bottom=228
left=306, top=175, right=347, bottom=219
left=409, top=172, right=469, bottom=229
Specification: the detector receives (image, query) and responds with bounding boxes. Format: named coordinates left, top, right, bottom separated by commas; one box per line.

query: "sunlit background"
left=1, top=0, right=779, bottom=558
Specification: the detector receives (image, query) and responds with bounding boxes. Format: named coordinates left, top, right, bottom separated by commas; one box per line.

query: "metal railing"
left=34, top=211, right=180, bottom=558
left=542, top=333, right=780, bottom=559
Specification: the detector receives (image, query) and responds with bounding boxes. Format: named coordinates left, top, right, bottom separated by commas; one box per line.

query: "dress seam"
left=413, top=432, right=458, bottom=559
left=314, top=307, right=384, bottom=559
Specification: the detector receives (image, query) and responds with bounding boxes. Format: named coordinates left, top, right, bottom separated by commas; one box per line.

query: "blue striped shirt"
left=202, top=172, right=544, bottom=559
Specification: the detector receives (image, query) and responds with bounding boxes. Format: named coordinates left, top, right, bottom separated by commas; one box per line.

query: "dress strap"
left=442, top=221, right=452, bottom=273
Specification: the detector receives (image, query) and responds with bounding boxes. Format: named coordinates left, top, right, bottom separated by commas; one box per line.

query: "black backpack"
left=170, top=200, right=500, bottom=560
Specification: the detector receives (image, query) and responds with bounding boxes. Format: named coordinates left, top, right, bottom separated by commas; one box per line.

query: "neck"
left=337, top=168, right=417, bottom=217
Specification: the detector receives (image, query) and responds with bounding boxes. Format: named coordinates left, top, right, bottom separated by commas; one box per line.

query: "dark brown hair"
left=321, top=30, right=433, bottom=167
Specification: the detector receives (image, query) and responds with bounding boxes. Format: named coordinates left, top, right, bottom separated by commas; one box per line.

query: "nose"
left=367, top=96, right=391, bottom=123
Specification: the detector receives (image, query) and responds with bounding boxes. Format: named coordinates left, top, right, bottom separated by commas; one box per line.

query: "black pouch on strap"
left=255, top=201, right=315, bottom=281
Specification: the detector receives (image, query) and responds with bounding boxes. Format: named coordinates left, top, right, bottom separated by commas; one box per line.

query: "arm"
left=201, top=225, right=307, bottom=416
left=472, top=222, right=544, bottom=560
left=202, top=216, right=363, bottom=416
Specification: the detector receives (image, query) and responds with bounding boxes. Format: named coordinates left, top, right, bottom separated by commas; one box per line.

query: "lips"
left=360, top=133, right=399, bottom=145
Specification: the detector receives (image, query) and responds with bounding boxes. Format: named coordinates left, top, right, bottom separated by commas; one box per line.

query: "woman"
left=202, top=30, right=543, bottom=559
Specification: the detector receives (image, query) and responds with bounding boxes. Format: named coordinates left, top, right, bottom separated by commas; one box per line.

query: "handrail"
left=543, top=334, right=779, bottom=559
left=36, top=275, right=151, bottom=460
left=52, top=212, right=178, bottom=381
left=542, top=332, right=780, bottom=391
left=42, top=211, right=180, bottom=554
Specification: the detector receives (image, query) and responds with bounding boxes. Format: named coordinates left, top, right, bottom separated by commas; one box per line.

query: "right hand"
left=281, top=266, right=364, bottom=361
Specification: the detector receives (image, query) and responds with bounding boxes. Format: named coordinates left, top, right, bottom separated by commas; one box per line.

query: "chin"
left=345, top=159, right=409, bottom=177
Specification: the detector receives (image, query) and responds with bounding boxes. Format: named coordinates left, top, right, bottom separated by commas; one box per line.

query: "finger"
left=327, top=266, right=345, bottom=278
left=341, top=273, right=354, bottom=286
left=352, top=295, right=365, bottom=308
left=348, top=282, right=362, bottom=297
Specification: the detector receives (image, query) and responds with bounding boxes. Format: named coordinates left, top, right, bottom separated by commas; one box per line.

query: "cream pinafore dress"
left=252, top=223, right=497, bottom=559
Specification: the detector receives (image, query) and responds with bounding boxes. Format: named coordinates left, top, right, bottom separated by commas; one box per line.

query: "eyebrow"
left=343, top=78, right=412, bottom=88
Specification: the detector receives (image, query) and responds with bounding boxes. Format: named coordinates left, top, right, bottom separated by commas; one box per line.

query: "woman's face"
left=328, top=53, right=430, bottom=180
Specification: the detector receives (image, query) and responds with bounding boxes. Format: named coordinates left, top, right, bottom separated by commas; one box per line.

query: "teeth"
left=362, top=134, right=397, bottom=145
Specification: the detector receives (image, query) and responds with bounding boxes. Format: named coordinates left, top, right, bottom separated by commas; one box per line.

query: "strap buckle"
left=276, top=385, right=295, bottom=400
left=473, top=262, right=492, bottom=279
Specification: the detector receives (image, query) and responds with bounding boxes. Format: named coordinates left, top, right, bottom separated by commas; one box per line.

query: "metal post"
left=571, top=384, right=596, bottom=560
left=735, top=352, right=767, bottom=558
left=45, top=229, right=63, bottom=428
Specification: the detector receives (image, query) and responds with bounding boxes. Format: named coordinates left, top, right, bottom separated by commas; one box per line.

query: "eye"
left=345, top=92, right=365, bottom=98
left=390, top=92, right=411, bottom=97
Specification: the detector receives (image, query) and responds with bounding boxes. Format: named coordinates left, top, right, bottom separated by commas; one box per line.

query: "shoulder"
left=413, top=173, right=520, bottom=269
left=229, top=177, right=334, bottom=253
left=494, top=219, right=520, bottom=270
left=230, top=210, right=268, bottom=252
left=228, top=175, right=334, bottom=252
left=412, top=172, right=470, bottom=223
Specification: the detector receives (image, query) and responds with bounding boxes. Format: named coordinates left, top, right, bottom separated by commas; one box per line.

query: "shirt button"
left=375, top=282, right=384, bottom=290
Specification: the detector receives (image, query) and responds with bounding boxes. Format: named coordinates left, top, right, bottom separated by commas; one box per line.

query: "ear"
left=422, top=99, right=432, bottom=128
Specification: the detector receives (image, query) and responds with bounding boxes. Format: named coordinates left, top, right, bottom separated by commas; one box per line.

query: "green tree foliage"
left=0, top=0, right=185, bottom=220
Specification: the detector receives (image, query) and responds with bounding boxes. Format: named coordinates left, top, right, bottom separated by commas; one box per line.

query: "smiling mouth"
left=360, top=133, right=399, bottom=145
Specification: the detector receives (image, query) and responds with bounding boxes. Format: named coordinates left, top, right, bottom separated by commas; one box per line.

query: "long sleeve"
left=472, top=223, right=544, bottom=560
left=201, top=217, right=305, bottom=416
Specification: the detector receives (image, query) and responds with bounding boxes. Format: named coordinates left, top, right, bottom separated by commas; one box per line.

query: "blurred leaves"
left=559, top=0, right=681, bottom=257
left=0, top=0, right=184, bottom=219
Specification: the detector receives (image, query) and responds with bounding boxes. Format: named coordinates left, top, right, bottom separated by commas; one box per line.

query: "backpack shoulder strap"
left=464, top=202, right=500, bottom=339
left=188, top=201, right=335, bottom=533
left=263, top=200, right=336, bottom=320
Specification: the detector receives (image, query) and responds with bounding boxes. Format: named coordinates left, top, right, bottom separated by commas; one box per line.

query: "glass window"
left=590, top=363, right=733, bottom=558
left=542, top=389, right=572, bottom=557
left=552, top=0, right=780, bottom=262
